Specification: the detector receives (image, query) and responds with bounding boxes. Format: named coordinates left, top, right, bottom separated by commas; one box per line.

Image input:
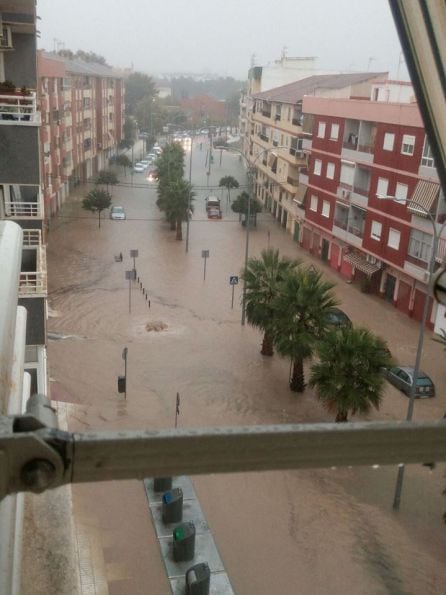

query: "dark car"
left=384, top=366, right=435, bottom=398
left=326, top=308, right=352, bottom=328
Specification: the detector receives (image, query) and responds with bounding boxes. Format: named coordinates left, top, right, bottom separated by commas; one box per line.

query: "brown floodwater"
left=47, top=143, right=446, bottom=594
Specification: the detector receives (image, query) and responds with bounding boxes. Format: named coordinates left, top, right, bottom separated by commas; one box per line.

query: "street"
left=46, top=138, right=446, bottom=594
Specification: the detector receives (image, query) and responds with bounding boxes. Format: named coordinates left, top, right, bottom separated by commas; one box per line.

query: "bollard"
left=186, top=562, right=210, bottom=595
left=162, top=487, right=183, bottom=524
left=154, top=477, right=172, bottom=492
left=173, top=521, right=196, bottom=562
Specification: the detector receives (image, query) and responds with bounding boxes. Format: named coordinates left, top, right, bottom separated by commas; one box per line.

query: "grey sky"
left=36, top=0, right=407, bottom=80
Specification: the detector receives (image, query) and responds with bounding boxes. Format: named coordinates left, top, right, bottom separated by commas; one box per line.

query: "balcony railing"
left=259, top=133, right=269, bottom=142
left=22, top=229, right=42, bottom=247
left=334, top=218, right=348, bottom=230
left=261, top=111, right=271, bottom=118
left=347, top=225, right=364, bottom=238
left=3, top=191, right=44, bottom=218
left=0, top=91, right=41, bottom=125
left=19, top=271, right=47, bottom=295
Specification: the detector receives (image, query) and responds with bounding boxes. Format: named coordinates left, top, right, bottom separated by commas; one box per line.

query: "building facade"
left=242, top=71, right=445, bottom=330
left=0, top=1, right=47, bottom=397
left=38, top=51, right=125, bottom=217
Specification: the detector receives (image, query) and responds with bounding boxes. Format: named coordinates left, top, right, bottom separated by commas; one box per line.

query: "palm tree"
left=271, top=267, right=338, bottom=392
left=162, top=179, right=195, bottom=240
left=242, top=248, right=299, bottom=356
left=309, top=326, right=393, bottom=422
left=219, top=175, right=239, bottom=205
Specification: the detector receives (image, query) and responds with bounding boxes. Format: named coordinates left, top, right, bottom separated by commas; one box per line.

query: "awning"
left=293, top=185, right=307, bottom=206
left=344, top=252, right=381, bottom=276
left=408, top=180, right=440, bottom=216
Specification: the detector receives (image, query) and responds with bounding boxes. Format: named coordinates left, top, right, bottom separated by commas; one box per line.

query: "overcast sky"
left=36, top=0, right=407, bottom=80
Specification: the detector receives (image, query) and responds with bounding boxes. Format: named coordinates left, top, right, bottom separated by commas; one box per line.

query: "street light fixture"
left=376, top=194, right=446, bottom=509
left=216, top=145, right=289, bottom=325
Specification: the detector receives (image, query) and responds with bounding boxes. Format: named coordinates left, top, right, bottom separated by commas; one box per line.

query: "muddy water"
left=47, top=144, right=446, bottom=594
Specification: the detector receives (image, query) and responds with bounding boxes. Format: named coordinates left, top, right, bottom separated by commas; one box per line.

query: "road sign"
left=201, top=250, right=209, bottom=258
left=122, top=347, right=128, bottom=360
left=229, top=276, right=239, bottom=285
left=125, top=270, right=136, bottom=280
left=130, top=249, right=139, bottom=258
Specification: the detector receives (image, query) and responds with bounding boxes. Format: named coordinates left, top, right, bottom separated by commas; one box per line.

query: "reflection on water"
left=47, top=148, right=446, bottom=594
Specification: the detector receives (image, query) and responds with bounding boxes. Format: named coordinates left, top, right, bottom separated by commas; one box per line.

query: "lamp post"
left=216, top=145, right=289, bottom=325
left=377, top=194, right=446, bottom=509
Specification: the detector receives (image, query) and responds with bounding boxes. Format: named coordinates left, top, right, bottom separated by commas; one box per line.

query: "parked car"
left=140, top=160, right=150, bottom=168
left=208, top=207, right=222, bottom=219
left=147, top=153, right=157, bottom=161
left=326, top=308, right=352, bottom=328
left=133, top=162, right=145, bottom=173
left=384, top=366, right=435, bottom=398
left=110, top=206, right=126, bottom=220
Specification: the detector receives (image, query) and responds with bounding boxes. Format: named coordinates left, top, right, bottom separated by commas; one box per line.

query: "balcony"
left=2, top=187, right=44, bottom=219
left=334, top=218, right=348, bottom=230
left=19, top=231, right=47, bottom=296
left=0, top=92, right=41, bottom=125
left=259, top=133, right=269, bottom=143
left=347, top=224, right=364, bottom=238
left=287, top=176, right=299, bottom=188
left=261, top=111, right=271, bottom=118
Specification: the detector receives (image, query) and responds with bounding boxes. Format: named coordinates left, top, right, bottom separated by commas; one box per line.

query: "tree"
left=231, top=191, right=262, bottom=226
left=242, top=248, right=299, bottom=356
left=271, top=267, right=338, bottom=392
left=95, top=170, right=118, bottom=192
left=123, top=116, right=137, bottom=148
left=116, top=154, right=131, bottom=177
left=219, top=176, right=239, bottom=205
left=159, top=179, right=195, bottom=240
left=82, top=189, right=112, bottom=228
left=125, top=72, right=157, bottom=116
left=309, top=327, right=392, bottom=422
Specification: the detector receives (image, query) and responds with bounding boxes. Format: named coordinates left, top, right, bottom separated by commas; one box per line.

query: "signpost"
left=125, top=269, right=136, bottom=313
left=229, top=275, right=238, bottom=309
left=201, top=250, right=210, bottom=281
left=130, top=249, right=139, bottom=273
left=122, top=347, right=128, bottom=399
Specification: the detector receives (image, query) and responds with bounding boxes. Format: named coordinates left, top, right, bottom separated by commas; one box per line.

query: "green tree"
left=95, top=170, right=118, bottom=192
left=116, top=154, right=131, bottom=177
left=219, top=176, right=239, bottom=205
left=158, top=179, right=195, bottom=240
left=82, top=189, right=112, bottom=228
left=123, top=116, right=137, bottom=148
left=309, top=327, right=392, bottom=422
left=242, top=248, right=299, bottom=356
left=125, top=72, right=157, bottom=116
left=231, top=191, right=262, bottom=226
left=271, top=267, right=338, bottom=392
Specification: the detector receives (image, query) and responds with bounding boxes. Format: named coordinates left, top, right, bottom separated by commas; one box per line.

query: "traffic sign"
left=201, top=250, right=209, bottom=258
left=229, top=276, right=239, bottom=285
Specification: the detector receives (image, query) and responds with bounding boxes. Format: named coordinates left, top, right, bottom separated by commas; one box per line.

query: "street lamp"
left=377, top=194, right=446, bottom=509
left=216, top=145, right=289, bottom=325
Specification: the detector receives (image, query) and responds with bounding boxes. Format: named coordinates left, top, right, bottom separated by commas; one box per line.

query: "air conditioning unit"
left=0, top=26, right=13, bottom=49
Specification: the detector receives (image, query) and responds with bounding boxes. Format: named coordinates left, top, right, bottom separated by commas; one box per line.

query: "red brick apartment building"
left=245, top=73, right=445, bottom=332
left=37, top=52, right=125, bottom=217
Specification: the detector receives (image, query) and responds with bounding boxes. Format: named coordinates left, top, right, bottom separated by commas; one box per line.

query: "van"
left=205, top=196, right=220, bottom=211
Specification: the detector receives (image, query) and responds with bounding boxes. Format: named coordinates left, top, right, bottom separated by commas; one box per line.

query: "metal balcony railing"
left=22, top=229, right=42, bottom=247
left=0, top=92, right=41, bottom=125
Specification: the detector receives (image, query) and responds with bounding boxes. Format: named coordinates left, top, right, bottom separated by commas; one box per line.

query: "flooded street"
left=47, top=140, right=446, bottom=594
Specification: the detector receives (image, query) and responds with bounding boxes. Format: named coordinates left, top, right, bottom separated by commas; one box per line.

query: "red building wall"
left=373, top=124, right=424, bottom=174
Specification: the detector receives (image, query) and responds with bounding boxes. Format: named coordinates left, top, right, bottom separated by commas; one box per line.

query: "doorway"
left=384, top=274, right=396, bottom=303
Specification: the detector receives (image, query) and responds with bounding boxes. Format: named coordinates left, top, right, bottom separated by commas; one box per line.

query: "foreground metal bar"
left=71, top=421, right=446, bottom=484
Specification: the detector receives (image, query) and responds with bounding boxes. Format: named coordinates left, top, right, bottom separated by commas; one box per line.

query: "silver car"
left=384, top=366, right=435, bottom=398
left=110, top=206, right=126, bottom=220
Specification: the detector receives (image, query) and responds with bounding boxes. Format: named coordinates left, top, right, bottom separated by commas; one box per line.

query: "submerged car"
left=133, top=162, right=145, bottom=173
left=384, top=366, right=435, bottom=398
left=110, top=206, right=126, bottom=220
left=326, top=308, right=352, bottom=328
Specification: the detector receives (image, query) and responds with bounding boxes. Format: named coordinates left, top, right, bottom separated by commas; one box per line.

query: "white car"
left=140, top=160, right=150, bottom=168
left=147, top=153, right=157, bottom=161
left=110, top=206, right=126, bottom=220
left=133, top=162, right=145, bottom=173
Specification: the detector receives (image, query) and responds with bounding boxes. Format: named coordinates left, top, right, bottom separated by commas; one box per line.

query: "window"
left=401, top=134, right=415, bottom=155
left=408, top=229, right=432, bottom=262
left=322, top=201, right=330, bottom=218
left=330, top=123, right=339, bottom=140
left=317, top=122, right=326, bottom=138
left=421, top=137, right=435, bottom=168
left=326, top=162, right=335, bottom=179
left=340, top=163, right=354, bottom=186
left=383, top=132, right=395, bottom=151
left=371, top=221, right=382, bottom=240
left=314, top=159, right=322, bottom=176
left=310, top=195, right=318, bottom=211
left=395, top=182, right=408, bottom=201
left=387, top=228, right=401, bottom=250
left=376, top=177, right=389, bottom=197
